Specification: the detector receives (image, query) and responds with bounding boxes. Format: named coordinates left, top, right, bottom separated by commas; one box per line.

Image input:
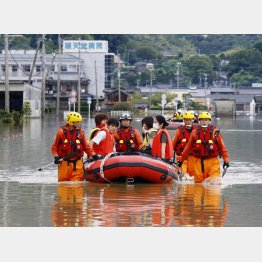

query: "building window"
left=12, top=65, right=18, bottom=72
left=36, top=65, right=41, bottom=72
left=11, top=65, right=18, bottom=76
left=1, top=65, right=5, bottom=72
left=69, top=64, right=77, bottom=72
left=105, top=54, right=114, bottom=89
left=236, top=104, right=244, bottom=110
left=22, top=65, right=31, bottom=73
left=61, top=65, right=67, bottom=72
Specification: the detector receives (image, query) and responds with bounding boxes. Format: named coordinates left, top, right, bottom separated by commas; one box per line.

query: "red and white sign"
left=71, top=91, right=77, bottom=97
left=70, top=97, right=76, bottom=103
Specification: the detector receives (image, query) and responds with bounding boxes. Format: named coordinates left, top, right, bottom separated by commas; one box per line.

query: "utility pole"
left=77, top=38, right=81, bottom=113
left=56, top=34, right=61, bottom=116
left=95, top=60, right=98, bottom=111
left=41, top=34, right=46, bottom=117
left=28, top=38, right=41, bottom=84
left=176, top=62, right=181, bottom=89
left=149, top=68, right=153, bottom=110
left=117, top=51, right=121, bottom=102
left=45, top=53, right=56, bottom=81
left=204, top=73, right=208, bottom=109
left=4, top=34, right=9, bottom=113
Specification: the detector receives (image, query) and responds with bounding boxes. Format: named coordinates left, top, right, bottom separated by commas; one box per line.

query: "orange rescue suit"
left=151, top=129, right=174, bottom=159
left=51, top=125, right=94, bottom=182
left=172, top=125, right=195, bottom=176
left=115, top=127, right=143, bottom=152
left=173, top=125, right=195, bottom=155
left=181, top=125, right=230, bottom=183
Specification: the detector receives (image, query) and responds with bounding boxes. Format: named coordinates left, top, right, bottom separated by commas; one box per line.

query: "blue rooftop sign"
left=63, top=40, right=108, bottom=53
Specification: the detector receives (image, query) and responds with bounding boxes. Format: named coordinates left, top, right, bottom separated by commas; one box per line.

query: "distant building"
left=0, top=40, right=116, bottom=112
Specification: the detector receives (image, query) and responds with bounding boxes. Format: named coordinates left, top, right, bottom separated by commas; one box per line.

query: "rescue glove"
left=176, top=161, right=183, bottom=168
left=54, top=156, right=61, bottom=165
left=223, top=162, right=230, bottom=169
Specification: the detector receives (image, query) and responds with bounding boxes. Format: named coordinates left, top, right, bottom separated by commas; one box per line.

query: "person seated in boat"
left=172, top=111, right=196, bottom=179
left=151, top=115, right=174, bottom=163
left=176, top=111, right=230, bottom=183
left=51, top=112, right=97, bottom=182
left=114, top=113, right=143, bottom=153
left=89, top=118, right=119, bottom=157
left=170, top=109, right=183, bottom=122
left=88, top=113, right=109, bottom=142
left=140, top=116, right=157, bottom=155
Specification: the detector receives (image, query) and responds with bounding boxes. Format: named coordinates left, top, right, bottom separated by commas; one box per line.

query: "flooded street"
left=1, top=114, right=262, bottom=226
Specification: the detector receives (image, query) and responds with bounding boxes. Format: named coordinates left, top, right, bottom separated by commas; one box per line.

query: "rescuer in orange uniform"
left=51, top=112, right=97, bottom=182
left=172, top=111, right=196, bottom=178
left=151, top=115, right=174, bottom=162
left=89, top=118, right=119, bottom=156
left=176, top=112, right=230, bottom=183
left=114, top=113, right=143, bottom=152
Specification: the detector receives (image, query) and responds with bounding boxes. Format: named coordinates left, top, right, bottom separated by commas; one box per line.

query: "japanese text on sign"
left=63, top=40, right=108, bottom=53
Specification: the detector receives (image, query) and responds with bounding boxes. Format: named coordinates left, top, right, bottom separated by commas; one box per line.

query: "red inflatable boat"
left=84, top=152, right=179, bottom=183
left=166, top=120, right=184, bottom=130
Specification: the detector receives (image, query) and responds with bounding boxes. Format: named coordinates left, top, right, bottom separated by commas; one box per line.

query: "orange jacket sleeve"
left=51, top=128, right=64, bottom=156
left=172, top=129, right=181, bottom=149
left=134, top=128, right=143, bottom=150
left=80, top=130, right=95, bottom=157
left=216, top=132, right=230, bottom=162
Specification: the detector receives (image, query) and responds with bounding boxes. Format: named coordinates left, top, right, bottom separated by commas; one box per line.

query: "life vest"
left=93, top=128, right=115, bottom=156
left=175, top=125, right=194, bottom=155
left=115, top=127, right=139, bottom=152
left=57, top=125, right=84, bottom=159
left=192, top=125, right=220, bottom=159
left=88, top=127, right=100, bottom=142
left=141, top=128, right=157, bottom=154
left=151, top=129, right=174, bottom=159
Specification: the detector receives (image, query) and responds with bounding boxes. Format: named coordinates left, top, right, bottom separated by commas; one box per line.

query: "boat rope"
left=99, top=152, right=115, bottom=182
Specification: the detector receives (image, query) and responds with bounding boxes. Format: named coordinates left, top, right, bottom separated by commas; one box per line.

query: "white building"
left=0, top=40, right=115, bottom=113
left=62, top=39, right=115, bottom=98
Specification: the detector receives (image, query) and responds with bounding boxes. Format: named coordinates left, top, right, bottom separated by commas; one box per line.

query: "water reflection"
left=173, top=184, right=229, bottom=226
left=50, top=182, right=229, bottom=227
left=51, top=182, right=177, bottom=227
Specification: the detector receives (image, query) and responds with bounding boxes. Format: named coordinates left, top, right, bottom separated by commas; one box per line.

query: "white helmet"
left=119, top=113, right=132, bottom=121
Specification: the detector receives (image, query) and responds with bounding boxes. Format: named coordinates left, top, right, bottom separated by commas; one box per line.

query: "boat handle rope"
left=99, top=152, right=115, bottom=182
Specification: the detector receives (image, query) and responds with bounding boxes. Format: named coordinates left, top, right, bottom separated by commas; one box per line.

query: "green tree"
left=22, top=101, right=32, bottom=118
left=112, top=102, right=134, bottom=111
left=131, top=92, right=144, bottom=103
left=183, top=55, right=214, bottom=84
left=227, top=48, right=262, bottom=77
left=135, top=45, right=161, bottom=61
left=230, top=69, right=262, bottom=86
